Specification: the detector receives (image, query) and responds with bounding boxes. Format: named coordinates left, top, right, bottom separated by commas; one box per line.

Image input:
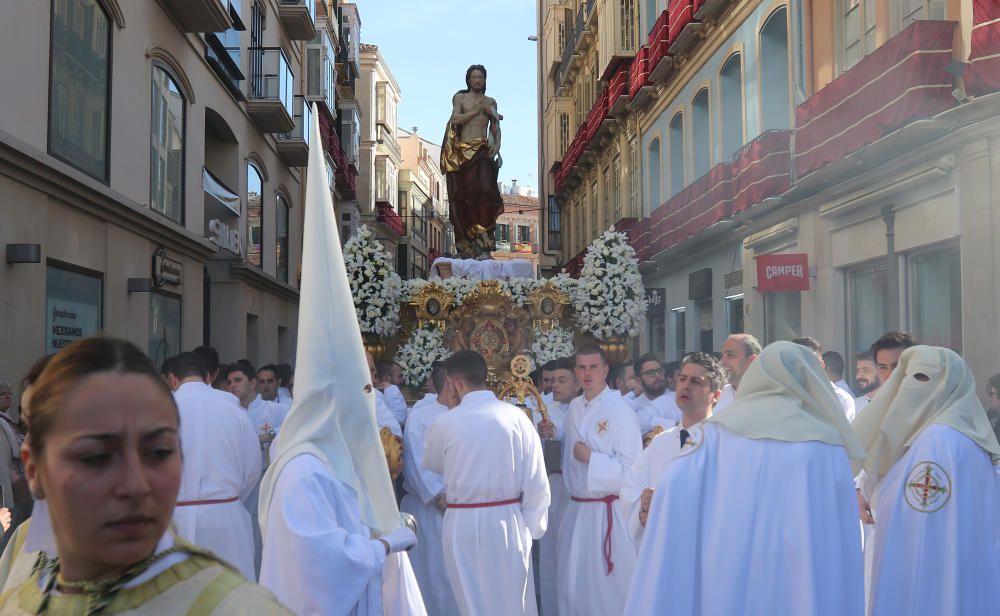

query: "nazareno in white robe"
left=401, top=400, right=459, bottom=616
left=619, top=423, right=687, bottom=548
left=558, top=387, right=641, bottom=616
left=625, top=422, right=864, bottom=615
left=527, top=397, right=569, bottom=616
left=260, top=454, right=426, bottom=616
left=423, top=390, right=550, bottom=616
left=863, top=423, right=1000, bottom=615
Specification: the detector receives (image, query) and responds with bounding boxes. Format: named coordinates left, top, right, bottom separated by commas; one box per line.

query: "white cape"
left=625, top=422, right=863, bottom=615
left=864, top=424, right=1000, bottom=615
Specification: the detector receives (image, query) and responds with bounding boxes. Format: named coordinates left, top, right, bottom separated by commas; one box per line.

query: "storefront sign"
left=756, top=253, right=810, bottom=293
left=152, top=249, right=182, bottom=287
left=645, top=288, right=666, bottom=314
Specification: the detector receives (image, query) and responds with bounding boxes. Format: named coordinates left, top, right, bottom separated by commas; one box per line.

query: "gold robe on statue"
left=440, top=125, right=503, bottom=259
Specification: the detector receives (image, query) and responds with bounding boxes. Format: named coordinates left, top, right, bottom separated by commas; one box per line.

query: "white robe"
left=714, top=383, right=736, bottom=412
left=863, top=424, right=1000, bottom=615
left=558, top=387, right=641, bottom=616
left=401, top=400, right=459, bottom=616
left=173, top=381, right=262, bottom=580
left=424, top=390, right=550, bottom=616
left=531, top=399, right=569, bottom=616
left=259, top=453, right=426, bottom=616
left=833, top=384, right=857, bottom=422
left=376, top=389, right=404, bottom=438
left=383, top=384, right=409, bottom=426
left=247, top=396, right=288, bottom=434
left=619, top=424, right=687, bottom=548
left=634, top=392, right=681, bottom=433
left=854, top=394, right=872, bottom=416
left=408, top=393, right=437, bottom=422
left=624, top=422, right=863, bottom=615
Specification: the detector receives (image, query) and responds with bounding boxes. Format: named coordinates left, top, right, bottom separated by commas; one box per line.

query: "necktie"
left=679, top=428, right=690, bottom=447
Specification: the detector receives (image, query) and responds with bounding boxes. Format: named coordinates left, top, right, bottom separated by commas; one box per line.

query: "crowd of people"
left=0, top=326, right=996, bottom=615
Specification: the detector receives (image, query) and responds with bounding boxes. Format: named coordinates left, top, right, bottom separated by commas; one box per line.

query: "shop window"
left=49, top=0, right=111, bottom=181
left=150, top=66, right=185, bottom=223
left=149, top=293, right=181, bottom=368
left=247, top=162, right=263, bottom=267
left=764, top=291, right=801, bottom=343
left=909, top=245, right=961, bottom=352
left=276, top=194, right=289, bottom=283
left=46, top=264, right=103, bottom=353
left=649, top=309, right=666, bottom=358
left=672, top=307, right=687, bottom=359
left=848, top=260, right=889, bottom=358
left=726, top=294, right=745, bottom=335
left=698, top=299, right=714, bottom=352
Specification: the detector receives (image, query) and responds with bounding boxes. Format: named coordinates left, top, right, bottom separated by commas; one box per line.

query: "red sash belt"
left=176, top=496, right=239, bottom=507
left=447, top=496, right=522, bottom=509
left=571, top=495, right=619, bottom=575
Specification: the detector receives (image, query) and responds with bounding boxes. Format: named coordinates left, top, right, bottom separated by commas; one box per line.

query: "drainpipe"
left=882, top=206, right=899, bottom=331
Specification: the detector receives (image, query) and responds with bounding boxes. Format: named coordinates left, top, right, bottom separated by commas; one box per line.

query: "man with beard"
left=632, top=354, right=681, bottom=433
left=717, top=334, right=761, bottom=412
left=440, top=65, right=504, bottom=259
left=853, top=351, right=880, bottom=414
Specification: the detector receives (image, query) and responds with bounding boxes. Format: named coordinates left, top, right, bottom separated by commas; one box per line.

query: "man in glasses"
left=631, top=354, right=681, bottom=434
left=987, top=373, right=1000, bottom=443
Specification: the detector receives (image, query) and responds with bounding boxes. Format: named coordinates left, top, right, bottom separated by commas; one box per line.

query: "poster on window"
left=47, top=298, right=101, bottom=353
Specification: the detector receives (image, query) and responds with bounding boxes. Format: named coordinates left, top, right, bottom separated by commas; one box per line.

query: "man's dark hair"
left=443, top=351, right=487, bottom=387
left=553, top=357, right=576, bottom=372
left=462, top=64, right=487, bottom=94
left=855, top=351, right=874, bottom=363
left=541, top=360, right=557, bottom=372
left=192, top=346, right=220, bottom=375
left=822, top=351, right=845, bottom=379
left=574, top=344, right=608, bottom=366
left=160, top=355, right=176, bottom=378
left=225, top=362, right=256, bottom=382
left=376, top=361, right=398, bottom=382
left=430, top=361, right=448, bottom=394
left=258, top=364, right=279, bottom=378
left=633, top=353, right=663, bottom=377
left=987, top=373, right=1000, bottom=396
left=681, top=352, right=726, bottom=393
left=791, top=336, right=823, bottom=355
left=275, top=363, right=293, bottom=387
left=664, top=360, right=681, bottom=376
left=870, top=331, right=918, bottom=359
left=170, top=352, right=209, bottom=380
left=608, top=363, right=629, bottom=388
left=530, top=367, right=543, bottom=388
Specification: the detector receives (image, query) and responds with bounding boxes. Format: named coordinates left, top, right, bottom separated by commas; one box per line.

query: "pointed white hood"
left=258, top=106, right=399, bottom=536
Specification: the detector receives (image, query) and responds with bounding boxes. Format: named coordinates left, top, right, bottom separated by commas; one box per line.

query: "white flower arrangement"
left=401, top=278, right=432, bottom=303
left=343, top=225, right=403, bottom=336
left=441, top=277, right=479, bottom=306
left=394, top=326, right=451, bottom=389
left=550, top=271, right=579, bottom=299
left=574, top=228, right=647, bottom=339
left=530, top=326, right=576, bottom=367
left=501, top=278, right=537, bottom=307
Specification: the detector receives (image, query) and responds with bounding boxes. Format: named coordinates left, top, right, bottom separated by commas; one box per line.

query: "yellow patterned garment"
left=0, top=538, right=292, bottom=615
left=439, top=125, right=487, bottom=174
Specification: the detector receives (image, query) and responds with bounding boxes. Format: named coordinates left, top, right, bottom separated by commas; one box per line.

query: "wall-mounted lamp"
left=6, top=244, right=41, bottom=264
left=127, top=278, right=153, bottom=293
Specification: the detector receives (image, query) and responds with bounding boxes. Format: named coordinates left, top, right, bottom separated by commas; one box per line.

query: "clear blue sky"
left=358, top=0, right=540, bottom=192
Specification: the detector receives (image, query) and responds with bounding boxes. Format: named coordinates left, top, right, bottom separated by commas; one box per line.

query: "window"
left=602, top=166, right=612, bottom=230
left=647, top=138, right=661, bottom=212
left=247, top=163, right=263, bottom=267
left=559, top=113, right=570, bottom=157
left=720, top=54, right=745, bottom=159
left=495, top=223, right=511, bottom=244
left=726, top=295, right=745, bottom=334
left=672, top=307, right=687, bottom=359
left=649, top=310, right=666, bottom=358
left=376, top=83, right=387, bottom=125
left=517, top=224, right=531, bottom=243
left=841, top=0, right=877, bottom=71
left=669, top=113, right=685, bottom=196
left=620, top=0, right=637, bottom=49
left=645, top=0, right=658, bottom=35
left=149, top=293, right=181, bottom=368
left=276, top=194, right=289, bottom=283
left=760, top=8, right=792, bottom=131
left=692, top=88, right=711, bottom=178
left=547, top=196, right=562, bottom=251
left=897, top=0, right=946, bottom=31
left=150, top=66, right=185, bottom=223
left=375, top=158, right=387, bottom=201
left=910, top=245, right=961, bottom=352
left=306, top=29, right=336, bottom=111
left=46, top=264, right=103, bottom=353
left=612, top=155, right=622, bottom=223
left=590, top=181, right=599, bottom=237
left=49, top=0, right=111, bottom=181
left=764, top=291, right=801, bottom=343
left=848, top=260, right=889, bottom=359
left=629, top=138, right=639, bottom=217
left=698, top=300, right=714, bottom=352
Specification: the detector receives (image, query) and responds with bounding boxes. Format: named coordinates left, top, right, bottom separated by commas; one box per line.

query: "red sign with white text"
left=756, top=253, right=810, bottom=293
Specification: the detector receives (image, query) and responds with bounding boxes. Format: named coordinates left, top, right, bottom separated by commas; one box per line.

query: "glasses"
left=988, top=390, right=999, bottom=398
left=641, top=368, right=666, bottom=378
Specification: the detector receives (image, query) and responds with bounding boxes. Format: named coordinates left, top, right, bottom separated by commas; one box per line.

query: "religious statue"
left=441, top=64, right=505, bottom=259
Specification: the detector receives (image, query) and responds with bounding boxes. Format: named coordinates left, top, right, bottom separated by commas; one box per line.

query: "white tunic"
left=424, top=390, right=550, bottom=616
left=375, top=389, right=403, bottom=438
left=383, top=384, right=409, bottom=426
left=833, top=384, right=857, bottom=422
left=173, top=381, right=261, bottom=580
left=625, top=422, right=863, bottom=615
left=260, top=454, right=426, bottom=616
left=401, top=400, right=459, bottom=616
left=558, top=387, right=641, bottom=616
left=634, top=392, right=681, bottom=433
left=620, top=424, right=689, bottom=547
left=715, top=383, right=736, bottom=412
left=247, top=396, right=288, bottom=434
left=533, top=399, right=570, bottom=616
left=854, top=394, right=872, bottom=416
left=864, top=424, right=1000, bottom=615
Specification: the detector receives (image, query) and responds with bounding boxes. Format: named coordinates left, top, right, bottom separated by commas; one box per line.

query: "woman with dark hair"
left=0, top=337, right=290, bottom=614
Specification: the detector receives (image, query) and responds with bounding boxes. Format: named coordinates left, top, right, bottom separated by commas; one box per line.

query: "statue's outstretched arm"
left=449, top=93, right=480, bottom=127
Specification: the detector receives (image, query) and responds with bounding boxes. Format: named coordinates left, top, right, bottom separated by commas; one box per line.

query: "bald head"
left=720, top=334, right=761, bottom=390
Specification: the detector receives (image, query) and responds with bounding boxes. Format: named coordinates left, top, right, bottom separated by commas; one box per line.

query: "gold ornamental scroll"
left=498, top=355, right=562, bottom=473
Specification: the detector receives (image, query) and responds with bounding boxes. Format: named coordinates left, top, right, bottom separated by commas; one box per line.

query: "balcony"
left=968, top=4, right=1000, bottom=96
left=667, top=0, right=705, bottom=56
left=376, top=202, right=405, bottom=238
left=695, top=0, right=736, bottom=22
left=730, top=130, right=792, bottom=215
left=607, top=64, right=630, bottom=115
left=205, top=32, right=245, bottom=101
left=277, top=0, right=318, bottom=40
left=647, top=11, right=674, bottom=83
left=275, top=96, right=311, bottom=167
left=628, top=46, right=655, bottom=110
left=377, top=123, right=401, bottom=161
left=247, top=47, right=294, bottom=133
left=794, top=20, right=956, bottom=179
left=162, top=0, right=232, bottom=33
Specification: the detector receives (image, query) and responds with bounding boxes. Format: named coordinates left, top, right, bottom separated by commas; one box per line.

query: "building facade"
left=493, top=188, right=543, bottom=275
left=539, top=0, right=1000, bottom=393
left=0, top=0, right=337, bottom=389
left=398, top=128, right=451, bottom=279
